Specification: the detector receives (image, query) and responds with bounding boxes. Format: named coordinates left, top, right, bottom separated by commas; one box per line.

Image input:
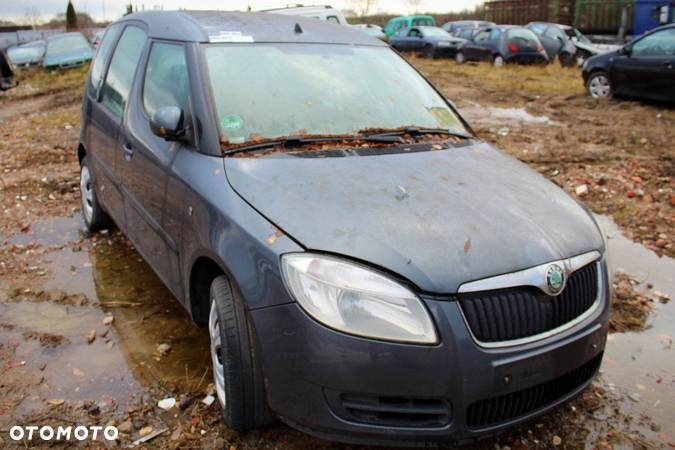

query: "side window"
left=408, top=29, right=420, bottom=38
left=489, top=28, right=502, bottom=41
left=87, top=23, right=123, bottom=98
left=475, top=30, right=490, bottom=43
left=632, top=29, right=675, bottom=57
left=143, top=42, right=189, bottom=119
left=100, top=26, right=146, bottom=118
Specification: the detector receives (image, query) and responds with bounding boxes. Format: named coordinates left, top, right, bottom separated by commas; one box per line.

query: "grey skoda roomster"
left=78, top=11, right=609, bottom=446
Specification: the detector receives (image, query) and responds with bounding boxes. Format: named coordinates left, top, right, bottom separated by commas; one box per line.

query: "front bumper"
left=250, top=268, right=610, bottom=446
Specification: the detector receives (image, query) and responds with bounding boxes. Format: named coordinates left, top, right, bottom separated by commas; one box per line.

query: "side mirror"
left=150, top=106, right=184, bottom=141
left=619, top=45, right=632, bottom=56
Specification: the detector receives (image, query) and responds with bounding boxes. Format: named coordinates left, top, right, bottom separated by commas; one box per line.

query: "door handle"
left=122, top=143, right=134, bottom=161
left=666, top=62, right=673, bottom=69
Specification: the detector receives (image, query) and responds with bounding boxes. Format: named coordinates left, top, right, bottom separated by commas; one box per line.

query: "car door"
left=95, top=25, right=147, bottom=229
left=540, top=26, right=563, bottom=59
left=611, top=28, right=675, bottom=100
left=465, top=29, right=491, bottom=60
left=119, top=40, right=191, bottom=294
left=407, top=27, right=425, bottom=52
left=82, top=22, right=125, bottom=226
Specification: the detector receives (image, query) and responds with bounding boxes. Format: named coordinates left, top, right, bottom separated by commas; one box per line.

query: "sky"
left=2, top=0, right=482, bottom=25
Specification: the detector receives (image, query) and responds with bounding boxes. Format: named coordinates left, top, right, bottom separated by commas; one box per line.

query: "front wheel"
left=455, top=51, right=466, bottom=64
left=79, top=156, right=113, bottom=232
left=586, top=71, right=612, bottom=98
left=209, top=275, right=270, bottom=431
left=492, top=54, right=505, bottom=67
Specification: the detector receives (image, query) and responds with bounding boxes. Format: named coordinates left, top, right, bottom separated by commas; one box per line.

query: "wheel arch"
left=188, top=253, right=229, bottom=327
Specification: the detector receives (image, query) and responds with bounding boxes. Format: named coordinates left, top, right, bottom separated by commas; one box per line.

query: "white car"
left=261, top=5, right=348, bottom=26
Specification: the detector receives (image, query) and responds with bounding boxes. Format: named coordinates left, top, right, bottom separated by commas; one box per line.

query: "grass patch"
left=3, top=64, right=89, bottom=101
left=412, top=57, right=585, bottom=99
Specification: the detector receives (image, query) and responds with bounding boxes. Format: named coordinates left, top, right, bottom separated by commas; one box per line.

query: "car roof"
left=117, top=10, right=386, bottom=46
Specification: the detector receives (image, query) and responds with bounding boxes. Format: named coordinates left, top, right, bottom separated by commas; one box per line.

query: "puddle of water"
left=1, top=216, right=211, bottom=417
left=461, top=104, right=553, bottom=125
left=6, top=216, right=84, bottom=246
left=596, top=214, right=675, bottom=436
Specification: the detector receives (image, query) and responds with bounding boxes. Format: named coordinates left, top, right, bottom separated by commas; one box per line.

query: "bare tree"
left=351, top=0, right=379, bottom=17
left=404, top=0, right=423, bottom=14
left=24, top=6, right=40, bottom=29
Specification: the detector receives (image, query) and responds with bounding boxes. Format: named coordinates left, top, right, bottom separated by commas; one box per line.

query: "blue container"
left=633, top=0, right=673, bottom=35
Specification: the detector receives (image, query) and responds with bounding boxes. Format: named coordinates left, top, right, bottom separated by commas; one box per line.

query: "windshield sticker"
left=221, top=115, right=243, bottom=132
left=210, top=31, right=254, bottom=43
left=428, top=107, right=462, bottom=130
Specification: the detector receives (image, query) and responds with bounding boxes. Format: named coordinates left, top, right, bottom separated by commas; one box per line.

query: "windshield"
left=422, top=28, right=451, bottom=38
left=567, top=28, right=591, bottom=43
left=47, top=35, right=90, bottom=54
left=507, top=28, right=540, bottom=42
left=204, top=44, right=467, bottom=145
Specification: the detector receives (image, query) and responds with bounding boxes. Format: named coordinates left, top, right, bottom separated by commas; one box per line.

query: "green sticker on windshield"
left=428, top=107, right=461, bottom=130
left=221, top=115, right=243, bottom=132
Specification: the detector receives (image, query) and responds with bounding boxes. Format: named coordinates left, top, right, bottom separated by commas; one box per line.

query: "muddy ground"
left=0, top=61, right=673, bottom=449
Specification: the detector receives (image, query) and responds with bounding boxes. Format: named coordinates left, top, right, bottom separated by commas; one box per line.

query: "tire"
left=209, top=275, right=270, bottom=432
left=559, top=52, right=575, bottom=67
left=455, top=51, right=466, bottom=64
left=586, top=71, right=612, bottom=99
left=79, top=155, right=113, bottom=232
left=420, top=44, right=434, bottom=58
left=492, top=54, right=505, bottom=67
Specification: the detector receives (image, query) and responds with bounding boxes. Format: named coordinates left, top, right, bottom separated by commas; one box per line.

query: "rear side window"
left=143, top=42, right=189, bottom=118
left=100, top=26, right=146, bottom=118
left=87, top=23, right=123, bottom=98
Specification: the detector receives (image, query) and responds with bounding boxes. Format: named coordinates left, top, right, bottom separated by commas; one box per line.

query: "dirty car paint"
left=224, top=142, right=603, bottom=293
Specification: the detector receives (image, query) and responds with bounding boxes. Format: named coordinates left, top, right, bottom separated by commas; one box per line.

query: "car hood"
left=575, top=41, right=620, bottom=55
left=224, top=142, right=603, bottom=294
left=43, top=47, right=93, bottom=67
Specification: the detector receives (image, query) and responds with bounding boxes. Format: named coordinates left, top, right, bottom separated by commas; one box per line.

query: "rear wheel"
left=209, top=275, right=270, bottom=431
left=492, top=54, right=505, bottom=67
left=79, top=156, right=113, bottom=233
left=586, top=71, right=612, bottom=98
left=455, top=51, right=466, bottom=64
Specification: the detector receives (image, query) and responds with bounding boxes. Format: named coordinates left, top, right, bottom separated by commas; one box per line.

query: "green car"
left=383, top=15, right=436, bottom=37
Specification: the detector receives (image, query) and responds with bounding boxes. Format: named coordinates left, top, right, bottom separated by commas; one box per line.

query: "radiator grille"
left=466, top=353, right=603, bottom=429
left=459, top=262, right=599, bottom=343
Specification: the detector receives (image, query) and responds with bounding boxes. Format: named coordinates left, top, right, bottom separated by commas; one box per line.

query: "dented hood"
left=224, top=142, right=603, bottom=294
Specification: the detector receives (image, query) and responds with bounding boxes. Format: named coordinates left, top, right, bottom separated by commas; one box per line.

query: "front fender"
left=176, top=150, right=303, bottom=313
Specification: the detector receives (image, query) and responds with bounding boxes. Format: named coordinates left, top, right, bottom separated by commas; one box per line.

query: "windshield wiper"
left=222, top=134, right=403, bottom=156
left=361, top=127, right=474, bottom=140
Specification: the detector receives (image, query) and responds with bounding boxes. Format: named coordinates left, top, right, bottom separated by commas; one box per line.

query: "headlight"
left=281, top=253, right=438, bottom=344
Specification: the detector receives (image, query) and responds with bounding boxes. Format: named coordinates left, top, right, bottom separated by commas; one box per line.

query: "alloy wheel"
left=209, top=300, right=227, bottom=408
left=588, top=74, right=611, bottom=98
left=79, top=165, right=94, bottom=224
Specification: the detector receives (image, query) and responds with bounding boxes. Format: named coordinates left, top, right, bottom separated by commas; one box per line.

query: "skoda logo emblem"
left=546, top=264, right=565, bottom=294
